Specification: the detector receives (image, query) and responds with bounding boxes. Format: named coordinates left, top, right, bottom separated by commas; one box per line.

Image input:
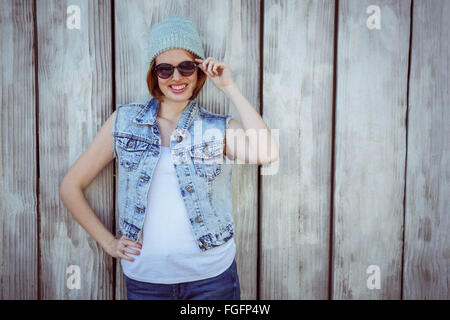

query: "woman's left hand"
left=195, top=57, right=236, bottom=90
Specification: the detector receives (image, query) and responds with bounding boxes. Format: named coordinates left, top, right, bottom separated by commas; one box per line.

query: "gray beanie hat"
left=148, top=16, right=205, bottom=64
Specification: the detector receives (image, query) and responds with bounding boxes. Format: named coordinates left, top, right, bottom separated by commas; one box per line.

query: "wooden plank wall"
left=261, top=0, right=335, bottom=299
left=36, top=0, right=114, bottom=299
left=0, top=0, right=38, bottom=299
left=0, top=0, right=448, bottom=300
left=333, top=0, right=410, bottom=299
left=403, top=0, right=450, bottom=299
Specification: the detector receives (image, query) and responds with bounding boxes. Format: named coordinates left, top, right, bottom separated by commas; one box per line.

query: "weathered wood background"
left=0, top=0, right=448, bottom=300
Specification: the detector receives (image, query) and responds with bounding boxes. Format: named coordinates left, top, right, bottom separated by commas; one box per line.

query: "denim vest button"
left=194, top=216, right=202, bottom=223
left=176, top=135, right=183, bottom=142
left=185, top=185, right=192, bottom=192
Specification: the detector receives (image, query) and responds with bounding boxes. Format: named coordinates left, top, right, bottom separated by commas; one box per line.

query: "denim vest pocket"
left=115, top=135, right=150, bottom=171
left=190, top=140, right=224, bottom=182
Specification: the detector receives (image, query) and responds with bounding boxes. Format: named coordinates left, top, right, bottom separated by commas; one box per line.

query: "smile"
left=169, top=84, right=188, bottom=93
left=170, top=84, right=187, bottom=89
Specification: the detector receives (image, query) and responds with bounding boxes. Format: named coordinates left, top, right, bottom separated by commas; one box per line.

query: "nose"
left=172, top=67, right=183, bottom=80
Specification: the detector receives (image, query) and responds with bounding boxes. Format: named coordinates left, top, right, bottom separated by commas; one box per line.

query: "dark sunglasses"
left=153, top=60, right=198, bottom=79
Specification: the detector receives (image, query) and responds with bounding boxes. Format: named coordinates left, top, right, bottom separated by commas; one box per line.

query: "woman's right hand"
left=104, top=235, right=142, bottom=262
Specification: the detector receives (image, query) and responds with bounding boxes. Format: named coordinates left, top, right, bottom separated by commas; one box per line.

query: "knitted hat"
left=148, top=16, right=205, bottom=64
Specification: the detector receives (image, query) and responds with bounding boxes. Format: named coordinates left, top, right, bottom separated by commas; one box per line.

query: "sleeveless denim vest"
left=112, top=97, right=234, bottom=252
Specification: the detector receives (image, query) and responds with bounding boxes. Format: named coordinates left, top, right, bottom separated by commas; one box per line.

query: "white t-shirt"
left=121, top=145, right=236, bottom=284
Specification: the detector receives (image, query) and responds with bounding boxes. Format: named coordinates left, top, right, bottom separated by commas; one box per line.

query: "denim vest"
left=112, top=97, right=234, bottom=251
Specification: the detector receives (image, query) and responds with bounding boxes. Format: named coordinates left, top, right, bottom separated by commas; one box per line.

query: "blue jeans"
left=125, top=259, right=241, bottom=300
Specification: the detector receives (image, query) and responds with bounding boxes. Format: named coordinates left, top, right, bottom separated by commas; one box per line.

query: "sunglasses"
left=153, top=60, right=198, bottom=79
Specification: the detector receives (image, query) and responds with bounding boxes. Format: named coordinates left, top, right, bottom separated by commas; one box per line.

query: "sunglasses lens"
left=178, top=61, right=196, bottom=76
left=155, top=64, right=173, bottom=79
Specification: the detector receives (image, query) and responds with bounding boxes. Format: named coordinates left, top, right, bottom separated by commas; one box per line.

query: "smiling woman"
left=109, top=15, right=244, bottom=300
left=59, top=14, right=278, bottom=301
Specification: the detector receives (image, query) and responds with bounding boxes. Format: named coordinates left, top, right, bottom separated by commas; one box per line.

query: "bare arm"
left=224, top=84, right=280, bottom=165
left=58, top=111, right=140, bottom=261
left=194, top=58, right=279, bottom=165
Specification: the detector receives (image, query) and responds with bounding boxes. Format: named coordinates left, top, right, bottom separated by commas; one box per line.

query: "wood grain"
left=37, top=0, right=114, bottom=299
left=403, top=0, right=450, bottom=299
left=1, top=0, right=449, bottom=300
left=333, top=0, right=410, bottom=299
left=261, top=0, right=335, bottom=299
left=0, top=0, right=38, bottom=300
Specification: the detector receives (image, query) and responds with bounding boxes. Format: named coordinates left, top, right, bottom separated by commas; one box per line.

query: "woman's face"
left=155, top=49, right=198, bottom=103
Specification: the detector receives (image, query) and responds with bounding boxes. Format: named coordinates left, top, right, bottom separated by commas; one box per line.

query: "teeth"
left=171, top=84, right=187, bottom=90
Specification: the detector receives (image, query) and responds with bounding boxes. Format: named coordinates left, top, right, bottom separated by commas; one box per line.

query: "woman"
left=59, top=16, right=279, bottom=300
